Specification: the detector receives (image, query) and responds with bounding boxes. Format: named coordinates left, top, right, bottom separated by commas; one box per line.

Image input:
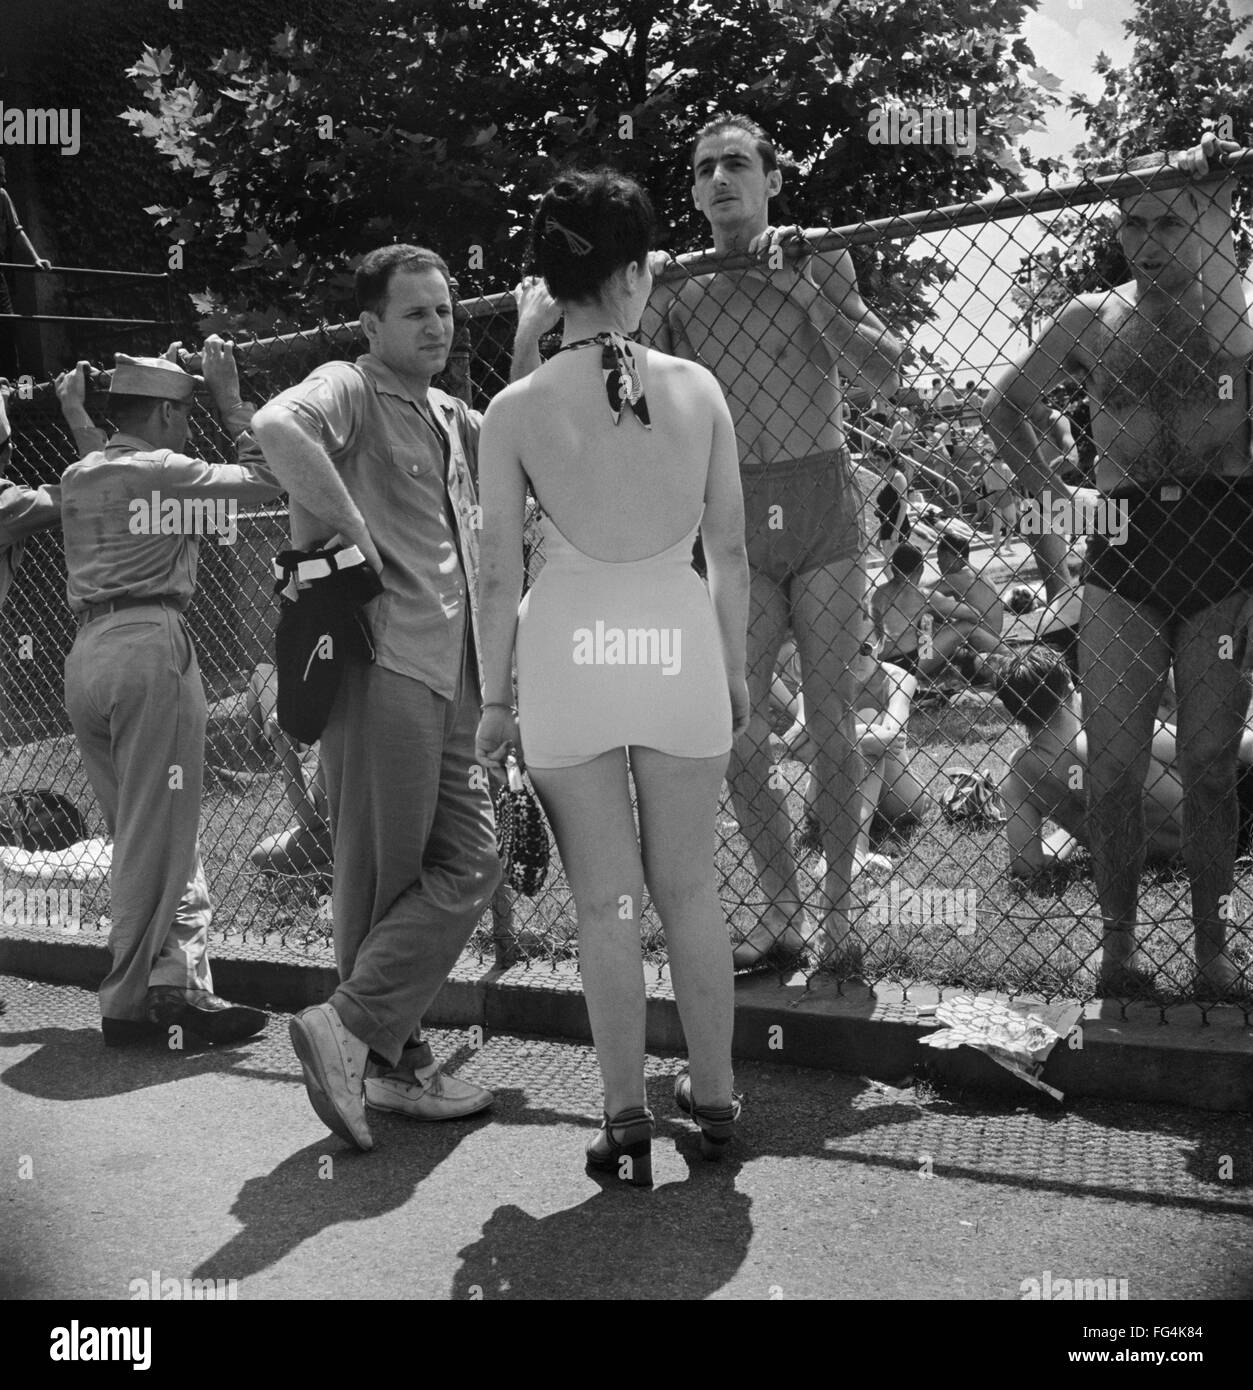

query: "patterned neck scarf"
left=554, top=330, right=651, bottom=428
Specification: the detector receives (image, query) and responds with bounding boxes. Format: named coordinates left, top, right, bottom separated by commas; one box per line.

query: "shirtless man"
left=994, top=645, right=1253, bottom=892
left=870, top=540, right=1000, bottom=680
left=646, top=113, right=904, bottom=968
left=985, top=133, right=1253, bottom=994
left=934, top=531, right=1006, bottom=645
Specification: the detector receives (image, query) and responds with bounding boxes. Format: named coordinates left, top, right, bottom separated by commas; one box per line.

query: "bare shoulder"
left=1049, top=291, right=1108, bottom=344
left=671, top=273, right=721, bottom=312
left=644, top=347, right=721, bottom=401
left=481, top=376, right=530, bottom=423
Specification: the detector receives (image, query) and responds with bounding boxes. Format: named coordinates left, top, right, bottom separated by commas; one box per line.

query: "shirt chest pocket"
left=390, top=441, right=440, bottom=486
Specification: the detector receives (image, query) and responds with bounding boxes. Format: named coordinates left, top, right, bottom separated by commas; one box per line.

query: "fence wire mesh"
left=4, top=149, right=1253, bottom=1016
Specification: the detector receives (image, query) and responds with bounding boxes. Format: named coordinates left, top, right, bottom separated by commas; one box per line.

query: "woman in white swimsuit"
left=474, top=169, right=751, bottom=1184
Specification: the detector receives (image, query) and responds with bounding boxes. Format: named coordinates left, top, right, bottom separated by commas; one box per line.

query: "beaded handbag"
left=494, top=755, right=550, bottom=896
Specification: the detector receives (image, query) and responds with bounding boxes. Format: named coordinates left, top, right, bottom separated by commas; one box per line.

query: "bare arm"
left=1176, top=134, right=1253, bottom=360
left=869, top=583, right=890, bottom=643
left=749, top=233, right=904, bottom=394
left=251, top=406, right=381, bottom=571
left=698, top=370, right=750, bottom=726
left=984, top=300, right=1096, bottom=494
left=475, top=389, right=528, bottom=709
left=510, top=278, right=560, bottom=382
left=859, top=668, right=915, bottom=756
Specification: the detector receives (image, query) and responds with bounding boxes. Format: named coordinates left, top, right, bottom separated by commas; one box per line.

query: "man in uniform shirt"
left=254, top=244, right=539, bottom=1151
left=58, top=340, right=280, bottom=1045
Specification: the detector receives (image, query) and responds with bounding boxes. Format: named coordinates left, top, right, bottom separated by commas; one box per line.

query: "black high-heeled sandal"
left=585, top=1106, right=655, bottom=1186
left=674, top=1072, right=741, bottom=1161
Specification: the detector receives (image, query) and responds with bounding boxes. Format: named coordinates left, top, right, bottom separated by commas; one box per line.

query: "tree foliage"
left=1010, top=0, right=1253, bottom=330
left=121, top=0, right=1060, bottom=341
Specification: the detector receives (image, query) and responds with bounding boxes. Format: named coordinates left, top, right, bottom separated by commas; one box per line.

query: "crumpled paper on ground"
left=918, top=992, right=1084, bottom=1101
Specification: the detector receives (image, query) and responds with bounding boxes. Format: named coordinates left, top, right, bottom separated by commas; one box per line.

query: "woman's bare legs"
left=528, top=750, right=648, bottom=1117
left=631, top=746, right=734, bottom=1108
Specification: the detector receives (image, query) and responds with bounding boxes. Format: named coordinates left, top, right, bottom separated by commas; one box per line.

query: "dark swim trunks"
left=1086, top=477, right=1253, bottom=622
left=741, top=447, right=864, bottom=585
left=1239, top=764, right=1253, bottom=855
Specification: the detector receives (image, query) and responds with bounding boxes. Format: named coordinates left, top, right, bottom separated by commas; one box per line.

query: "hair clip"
left=544, top=217, right=593, bottom=256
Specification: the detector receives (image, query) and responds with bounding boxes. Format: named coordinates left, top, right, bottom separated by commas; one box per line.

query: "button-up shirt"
left=62, top=406, right=281, bottom=613
left=266, top=353, right=483, bottom=700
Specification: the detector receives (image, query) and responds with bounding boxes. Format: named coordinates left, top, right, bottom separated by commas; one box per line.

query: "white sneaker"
left=289, top=1002, right=373, bottom=1151
left=364, top=1058, right=494, bottom=1121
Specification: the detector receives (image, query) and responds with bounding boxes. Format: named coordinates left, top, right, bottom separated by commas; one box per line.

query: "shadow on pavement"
left=189, top=1080, right=753, bottom=1291
left=0, top=1025, right=288, bottom=1098
left=190, top=1124, right=487, bottom=1285
left=733, top=1067, right=1253, bottom=1217
left=452, top=1158, right=753, bottom=1300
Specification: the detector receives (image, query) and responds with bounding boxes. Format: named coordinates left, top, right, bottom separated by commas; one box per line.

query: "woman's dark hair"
left=988, top=645, right=1073, bottom=734
left=532, top=168, right=654, bottom=304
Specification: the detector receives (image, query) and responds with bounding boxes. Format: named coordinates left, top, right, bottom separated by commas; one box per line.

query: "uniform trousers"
left=320, top=647, right=501, bottom=1066
left=64, top=605, right=213, bottom=1020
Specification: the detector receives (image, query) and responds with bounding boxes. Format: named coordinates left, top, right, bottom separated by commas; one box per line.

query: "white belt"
left=272, top=544, right=367, bottom=583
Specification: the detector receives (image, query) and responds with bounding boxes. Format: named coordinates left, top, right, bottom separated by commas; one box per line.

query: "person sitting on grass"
left=991, top=645, right=1253, bottom=890
left=792, top=632, right=933, bottom=867
left=870, top=541, right=1003, bottom=684
left=932, top=528, right=1007, bottom=665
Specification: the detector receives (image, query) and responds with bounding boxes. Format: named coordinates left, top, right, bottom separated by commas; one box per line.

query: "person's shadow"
left=0, top=1024, right=289, bottom=1100
left=191, top=1071, right=753, bottom=1292
left=451, top=1157, right=753, bottom=1301
left=191, top=1124, right=483, bottom=1283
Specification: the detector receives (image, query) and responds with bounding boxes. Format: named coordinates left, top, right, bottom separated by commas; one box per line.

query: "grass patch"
left=5, top=690, right=1250, bottom=1000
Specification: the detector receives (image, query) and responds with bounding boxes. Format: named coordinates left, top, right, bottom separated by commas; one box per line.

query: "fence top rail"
left=242, top=147, right=1253, bottom=330
left=27, top=148, right=1253, bottom=368
left=0, top=262, right=171, bottom=283
left=671, top=145, right=1253, bottom=270
left=0, top=313, right=169, bottom=327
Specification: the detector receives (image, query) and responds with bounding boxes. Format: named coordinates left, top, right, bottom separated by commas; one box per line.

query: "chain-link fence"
left=4, top=148, right=1253, bottom=1015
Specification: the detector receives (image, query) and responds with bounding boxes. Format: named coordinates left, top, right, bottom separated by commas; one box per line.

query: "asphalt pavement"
left=2, top=975, right=1251, bottom=1302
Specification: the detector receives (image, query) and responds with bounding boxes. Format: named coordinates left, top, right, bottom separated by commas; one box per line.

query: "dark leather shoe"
left=101, top=1016, right=166, bottom=1047
left=146, top=986, right=268, bottom=1044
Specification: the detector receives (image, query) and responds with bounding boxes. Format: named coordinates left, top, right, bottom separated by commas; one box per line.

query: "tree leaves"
left=118, top=0, right=1057, bottom=338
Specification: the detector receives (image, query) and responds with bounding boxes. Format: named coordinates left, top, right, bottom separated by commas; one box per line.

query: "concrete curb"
left=2, top=930, right=1250, bottom=1112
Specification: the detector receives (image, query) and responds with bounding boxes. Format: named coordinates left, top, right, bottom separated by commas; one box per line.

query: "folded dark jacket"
left=273, top=542, right=384, bottom=745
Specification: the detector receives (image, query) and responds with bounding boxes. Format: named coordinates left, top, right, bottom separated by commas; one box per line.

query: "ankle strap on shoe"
left=604, top=1106, right=655, bottom=1129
